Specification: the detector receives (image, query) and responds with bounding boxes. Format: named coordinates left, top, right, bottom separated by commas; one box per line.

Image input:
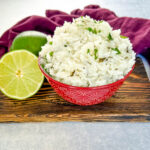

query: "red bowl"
left=38, top=59, right=134, bottom=106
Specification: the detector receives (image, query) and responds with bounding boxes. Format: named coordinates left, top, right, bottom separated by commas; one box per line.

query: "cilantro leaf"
left=49, top=51, right=54, bottom=57
left=111, top=48, right=121, bottom=54
left=41, top=64, right=45, bottom=69
left=86, top=27, right=93, bottom=32
left=94, top=49, right=98, bottom=59
left=86, top=27, right=97, bottom=34
left=108, top=33, right=113, bottom=41
left=49, top=41, right=53, bottom=45
left=98, top=30, right=101, bottom=33
left=99, top=20, right=103, bottom=23
left=120, top=35, right=128, bottom=39
left=93, top=28, right=97, bottom=34
left=87, top=49, right=90, bottom=54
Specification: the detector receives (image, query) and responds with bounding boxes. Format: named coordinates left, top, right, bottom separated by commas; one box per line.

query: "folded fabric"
left=0, top=5, right=150, bottom=62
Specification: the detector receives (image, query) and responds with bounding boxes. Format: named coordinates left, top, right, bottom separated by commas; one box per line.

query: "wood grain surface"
left=0, top=58, right=150, bottom=122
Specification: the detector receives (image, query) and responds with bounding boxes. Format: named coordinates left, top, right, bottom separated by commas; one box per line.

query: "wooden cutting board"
left=0, top=58, right=150, bottom=122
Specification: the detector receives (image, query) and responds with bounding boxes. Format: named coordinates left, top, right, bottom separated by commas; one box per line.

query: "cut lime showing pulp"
left=0, top=50, right=44, bottom=100
left=10, top=31, right=47, bottom=56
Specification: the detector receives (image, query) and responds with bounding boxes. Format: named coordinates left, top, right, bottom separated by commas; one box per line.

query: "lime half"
left=10, top=31, right=47, bottom=56
left=0, top=50, right=44, bottom=100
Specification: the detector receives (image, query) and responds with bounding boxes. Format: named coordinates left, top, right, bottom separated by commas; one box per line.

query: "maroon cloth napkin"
left=0, top=5, right=150, bottom=61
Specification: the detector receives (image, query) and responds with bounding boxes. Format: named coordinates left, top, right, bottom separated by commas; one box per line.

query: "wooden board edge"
left=0, top=113, right=150, bottom=123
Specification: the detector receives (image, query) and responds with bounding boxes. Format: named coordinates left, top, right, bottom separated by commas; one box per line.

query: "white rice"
left=39, top=16, right=136, bottom=87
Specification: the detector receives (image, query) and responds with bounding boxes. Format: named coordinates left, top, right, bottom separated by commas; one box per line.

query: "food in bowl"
left=39, top=16, right=135, bottom=87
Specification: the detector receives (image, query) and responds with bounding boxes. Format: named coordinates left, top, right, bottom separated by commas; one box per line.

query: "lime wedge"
left=10, top=31, right=47, bottom=56
left=0, top=50, right=44, bottom=100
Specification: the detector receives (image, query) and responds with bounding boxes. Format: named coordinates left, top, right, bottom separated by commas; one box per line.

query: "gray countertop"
left=0, top=0, right=150, bottom=150
left=0, top=122, right=150, bottom=150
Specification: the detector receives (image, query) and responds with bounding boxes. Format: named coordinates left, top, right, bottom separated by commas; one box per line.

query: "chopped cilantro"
left=94, top=49, right=98, bottom=60
left=71, top=70, right=75, bottom=76
left=111, top=48, right=121, bottom=54
left=77, top=24, right=84, bottom=27
left=108, top=33, right=113, bottom=41
left=99, top=20, right=103, bottom=23
left=49, top=51, right=54, bottom=57
left=64, top=44, right=67, bottom=47
left=98, top=30, right=101, bottom=33
left=99, top=58, right=105, bottom=62
left=120, top=35, right=128, bottom=39
left=86, top=27, right=98, bottom=34
left=86, top=27, right=93, bottom=32
left=41, top=64, right=45, bottom=69
left=94, top=20, right=97, bottom=23
left=93, top=28, right=97, bottom=34
left=49, top=41, right=53, bottom=45
left=87, top=49, right=90, bottom=54
left=81, top=16, right=83, bottom=18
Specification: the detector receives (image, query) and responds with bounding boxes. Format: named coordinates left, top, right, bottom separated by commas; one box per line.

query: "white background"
left=0, top=0, right=150, bottom=36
